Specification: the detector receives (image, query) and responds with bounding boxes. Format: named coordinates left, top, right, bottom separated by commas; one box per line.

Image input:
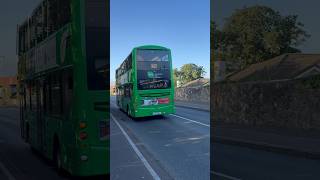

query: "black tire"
left=26, top=124, right=30, bottom=143
left=127, top=105, right=130, bottom=117
left=53, top=142, right=62, bottom=173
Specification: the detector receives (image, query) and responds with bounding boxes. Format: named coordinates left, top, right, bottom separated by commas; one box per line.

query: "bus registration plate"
left=153, top=112, right=162, bottom=115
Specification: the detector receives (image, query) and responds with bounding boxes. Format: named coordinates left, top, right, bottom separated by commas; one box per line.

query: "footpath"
left=174, top=100, right=210, bottom=112
left=212, top=123, right=320, bottom=158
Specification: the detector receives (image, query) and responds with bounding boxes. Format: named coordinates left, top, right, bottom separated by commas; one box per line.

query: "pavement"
left=212, top=123, right=320, bottom=158
left=212, top=142, right=320, bottom=180
left=175, top=100, right=210, bottom=112
left=212, top=124, right=320, bottom=179
left=110, top=96, right=210, bottom=180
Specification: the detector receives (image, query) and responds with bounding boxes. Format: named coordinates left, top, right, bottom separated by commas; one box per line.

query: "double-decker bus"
left=16, top=0, right=109, bottom=176
left=115, top=45, right=175, bottom=118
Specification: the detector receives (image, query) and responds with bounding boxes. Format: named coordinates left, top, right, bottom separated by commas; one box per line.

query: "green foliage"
left=174, top=64, right=206, bottom=86
left=212, top=5, right=310, bottom=73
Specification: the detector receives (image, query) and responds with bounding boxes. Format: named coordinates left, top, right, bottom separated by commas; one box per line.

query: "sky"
left=110, top=0, right=210, bottom=83
left=0, top=0, right=41, bottom=76
left=212, top=0, right=320, bottom=54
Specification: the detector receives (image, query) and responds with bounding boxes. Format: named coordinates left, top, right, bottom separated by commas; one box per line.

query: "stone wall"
left=175, top=85, right=210, bottom=104
left=212, top=75, right=320, bottom=130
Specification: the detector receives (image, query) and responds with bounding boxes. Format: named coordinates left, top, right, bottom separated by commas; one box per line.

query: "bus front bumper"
left=69, top=144, right=109, bottom=176
left=132, top=104, right=175, bottom=118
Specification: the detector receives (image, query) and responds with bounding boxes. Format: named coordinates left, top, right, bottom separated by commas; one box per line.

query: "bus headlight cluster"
left=80, top=155, right=88, bottom=161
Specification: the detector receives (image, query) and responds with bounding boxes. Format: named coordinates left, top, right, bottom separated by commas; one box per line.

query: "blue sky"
left=110, top=0, right=210, bottom=83
left=0, top=0, right=40, bottom=76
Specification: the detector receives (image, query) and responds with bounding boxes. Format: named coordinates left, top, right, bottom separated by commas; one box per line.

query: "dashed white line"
left=0, top=161, right=16, bottom=180
left=111, top=113, right=161, bottom=180
left=212, top=171, right=242, bottom=180
left=170, top=114, right=210, bottom=127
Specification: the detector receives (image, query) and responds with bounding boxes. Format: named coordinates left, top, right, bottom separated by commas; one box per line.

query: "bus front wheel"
left=127, top=105, right=131, bottom=117
left=53, top=140, right=62, bottom=173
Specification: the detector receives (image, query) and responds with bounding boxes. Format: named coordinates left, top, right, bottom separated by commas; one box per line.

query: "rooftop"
left=227, top=54, right=320, bottom=82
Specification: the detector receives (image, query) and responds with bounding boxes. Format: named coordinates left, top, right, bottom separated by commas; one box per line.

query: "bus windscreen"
left=136, top=49, right=171, bottom=90
left=85, top=0, right=109, bottom=90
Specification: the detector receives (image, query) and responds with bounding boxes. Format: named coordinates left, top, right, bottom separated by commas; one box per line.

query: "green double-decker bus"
left=17, top=0, right=109, bottom=176
left=116, top=45, right=175, bottom=118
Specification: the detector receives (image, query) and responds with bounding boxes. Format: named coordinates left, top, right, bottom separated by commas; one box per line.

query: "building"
left=110, top=84, right=116, bottom=95
left=227, top=54, right=320, bottom=82
left=0, top=76, right=18, bottom=106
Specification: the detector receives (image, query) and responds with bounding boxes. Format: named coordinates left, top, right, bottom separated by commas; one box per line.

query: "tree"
left=175, top=64, right=206, bottom=86
left=212, top=5, right=310, bottom=73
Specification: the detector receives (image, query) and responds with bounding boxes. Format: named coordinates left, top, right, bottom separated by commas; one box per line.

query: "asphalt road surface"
left=0, top=108, right=109, bottom=180
left=3, top=101, right=317, bottom=180
left=212, top=143, right=320, bottom=180
left=110, top=96, right=210, bottom=180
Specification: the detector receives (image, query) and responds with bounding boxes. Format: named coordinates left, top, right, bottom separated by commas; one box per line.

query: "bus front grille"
left=94, top=101, right=109, bottom=111
left=139, top=92, right=170, bottom=97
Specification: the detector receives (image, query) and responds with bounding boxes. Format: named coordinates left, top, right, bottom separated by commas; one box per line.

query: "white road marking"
left=0, top=161, right=16, bottom=180
left=212, top=171, right=242, bottom=180
left=111, top=113, right=161, bottom=180
left=170, top=114, right=210, bottom=127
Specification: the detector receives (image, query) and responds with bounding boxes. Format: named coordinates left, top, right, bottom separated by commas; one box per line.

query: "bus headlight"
left=80, top=155, right=88, bottom=161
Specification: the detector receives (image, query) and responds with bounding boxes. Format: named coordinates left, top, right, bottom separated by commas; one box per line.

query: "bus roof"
left=133, top=45, right=170, bottom=51
left=115, top=45, right=170, bottom=71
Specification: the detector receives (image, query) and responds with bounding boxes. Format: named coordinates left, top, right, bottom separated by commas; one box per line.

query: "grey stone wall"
left=212, top=75, right=320, bottom=130
left=175, top=85, right=210, bottom=103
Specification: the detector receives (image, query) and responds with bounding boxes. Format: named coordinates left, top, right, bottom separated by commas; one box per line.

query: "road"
left=110, top=96, right=210, bottom=180
left=0, top=108, right=110, bottom=180
left=0, top=108, right=68, bottom=180
left=212, top=143, right=320, bottom=180
left=2, top=101, right=317, bottom=180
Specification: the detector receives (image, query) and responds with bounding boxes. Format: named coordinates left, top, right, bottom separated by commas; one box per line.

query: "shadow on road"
left=132, top=115, right=168, bottom=122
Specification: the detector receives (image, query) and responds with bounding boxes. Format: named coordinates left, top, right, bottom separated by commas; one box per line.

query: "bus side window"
left=45, top=75, right=52, bottom=114
left=26, top=84, right=30, bottom=111
left=124, top=84, right=132, bottom=98
left=128, top=53, right=132, bottom=70
left=31, top=81, right=37, bottom=111
left=51, top=72, right=62, bottom=116
left=62, top=68, right=73, bottom=117
left=24, top=87, right=27, bottom=110
left=125, top=86, right=128, bottom=97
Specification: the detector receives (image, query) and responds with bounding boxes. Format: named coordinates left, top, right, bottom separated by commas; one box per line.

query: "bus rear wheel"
left=26, top=123, right=30, bottom=143
left=53, top=142, right=62, bottom=173
left=127, top=105, right=130, bottom=117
